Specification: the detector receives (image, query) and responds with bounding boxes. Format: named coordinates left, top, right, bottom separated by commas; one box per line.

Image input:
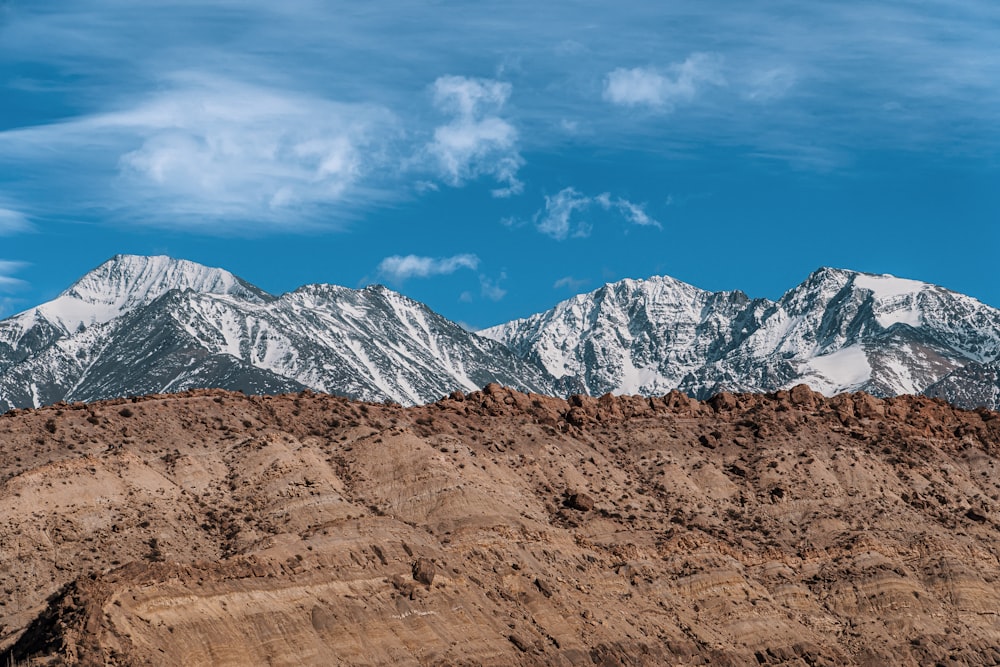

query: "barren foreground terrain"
left=1, top=385, right=1000, bottom=665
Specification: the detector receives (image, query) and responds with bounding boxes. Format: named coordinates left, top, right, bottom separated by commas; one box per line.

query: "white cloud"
left=0, top=207, right=31, bottom=234
left=603, top=53, right=725, bottom=110
left=536, top=187, right=593, bottom=240
left=377, top=253, right=480, bottom=282
left=614, top=198, right=660, bottom=228
left=0, top=0, right=997, bottom=241
left=553, top=275, right=588, bottom=291
left=425, top=75, right=524, bottom=197
left=604, top=68, right=671, bottom=107
left=114, top=76, right=396, bottom=222
left=433, top=75, right=511, bottom=117
left=479, top=272, right=507, bottom=301
left=535, top=187, right=660, bottom=240
left=0, top=74, right=399, bottom=230
left=0, top=260, right=27, bottom=292
left=499, top=215, right=523, bottom=228
left=0, top=71, right=531, bottom=233
left=458, top=271, right=508, bottom=302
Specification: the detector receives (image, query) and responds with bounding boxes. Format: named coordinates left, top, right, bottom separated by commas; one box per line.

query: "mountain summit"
left=19, top=254, right=269, bottom=336
left=1, top=256, right=998, bottom=411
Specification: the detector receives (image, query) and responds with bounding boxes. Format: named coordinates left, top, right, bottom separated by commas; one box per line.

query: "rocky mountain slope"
left=2, top=386, right=1000, bottom=665
left=2, top=255, right=999, bottom=411
left=923, top=360, right=1000, bottom=410
left=0, top=255, right=558, bottom=410
left=482, top=268, right=1000, bottom=408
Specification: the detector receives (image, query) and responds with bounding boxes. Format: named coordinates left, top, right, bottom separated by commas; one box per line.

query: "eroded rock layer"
left=1, top=386, right=1000, bottom=665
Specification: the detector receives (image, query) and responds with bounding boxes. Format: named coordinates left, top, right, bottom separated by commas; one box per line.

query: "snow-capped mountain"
left=481, top=268, right=1000, bottom=409
left=0, top=255, right=558, bottom=410
left=2, top=256, right=999, bottom=412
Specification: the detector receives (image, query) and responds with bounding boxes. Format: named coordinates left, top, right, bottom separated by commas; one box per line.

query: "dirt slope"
left=1, top=384, right=1000, bottom=665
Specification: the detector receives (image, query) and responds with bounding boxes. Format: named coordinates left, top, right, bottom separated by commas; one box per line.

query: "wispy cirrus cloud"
left=0, top=207, right=29, bottom=313
left=2, top=2, right=998, bottom=184
left=0, top=74, right=400, bottom=231
left=0, top=69, right=529, bottom=232
left=535, top=188, right=660, bottom=240
left=424, top=75, right=524, bottom=198
left=742, top=66, right=797, bottom=102
left=0, top=207, right=31, bottom=234
left=0, top=260, right=27, bottom=292
left=377, top=253, right=480, bottom=282
left=603, top=53, right=725, bottom=110
left=1, top=0, right=997, bottom=241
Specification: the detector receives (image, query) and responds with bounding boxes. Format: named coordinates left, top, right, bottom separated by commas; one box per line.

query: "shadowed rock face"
left=1, top=385, right=1000, bottom=666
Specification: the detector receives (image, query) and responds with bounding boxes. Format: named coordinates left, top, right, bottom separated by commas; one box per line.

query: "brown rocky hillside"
left=1, top=385, right=1000, bottom=665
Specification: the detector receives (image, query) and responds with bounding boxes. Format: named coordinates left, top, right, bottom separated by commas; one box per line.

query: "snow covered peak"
left=780, top=267, right=928, bottom=325
left=779, top=267, right=855, bottom=312
left=66, top=254, right=266, bottom=304
left=516, top=274, right=711, bottom=328
left=480, top=272, right=761, bottom=394
left=851, top=272, right=929, bottom=329
left=851, top=272, right=927, bottom=299
left=795, top=267, right=927, bottom=298
left=32, top=255, right=270, bottom=335
left=794, top=268, right=958, bottom=332
left=602, top=274, right=708, bottom=299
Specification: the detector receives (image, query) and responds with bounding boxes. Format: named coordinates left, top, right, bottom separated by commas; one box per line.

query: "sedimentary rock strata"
left=1, top=385, right=1000, bottom=665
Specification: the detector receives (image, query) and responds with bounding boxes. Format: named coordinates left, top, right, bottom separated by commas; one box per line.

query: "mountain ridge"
left=0, top=255, right=559, bottom=410
left=482, top=265, right=1000, bottom=407
left=1, top=255, right=999, bottom=411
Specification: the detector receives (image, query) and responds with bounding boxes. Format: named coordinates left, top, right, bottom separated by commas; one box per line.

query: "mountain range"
left=1, top=254, right=998, bottom=411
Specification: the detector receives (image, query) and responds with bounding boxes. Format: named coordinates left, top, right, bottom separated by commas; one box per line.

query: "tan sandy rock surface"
left=1, top=385, right=1000, bottom=665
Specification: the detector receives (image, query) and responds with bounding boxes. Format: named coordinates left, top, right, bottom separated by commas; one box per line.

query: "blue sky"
left=1, top=1, right=998, bottom=327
